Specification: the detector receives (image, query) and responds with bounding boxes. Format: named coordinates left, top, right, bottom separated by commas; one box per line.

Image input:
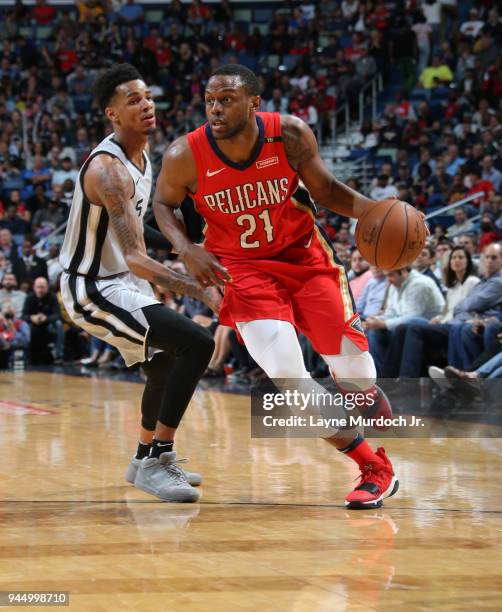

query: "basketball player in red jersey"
left=153, top=64, right=399, bottom=510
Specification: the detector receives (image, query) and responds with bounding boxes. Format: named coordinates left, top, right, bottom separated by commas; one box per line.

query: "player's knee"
left=325, top=352, right=377, bottom=391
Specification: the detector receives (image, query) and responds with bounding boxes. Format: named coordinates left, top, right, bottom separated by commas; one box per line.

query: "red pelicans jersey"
left=187, top=112, right=315, bottom=261
left=186, top=112, right=367, bottom=354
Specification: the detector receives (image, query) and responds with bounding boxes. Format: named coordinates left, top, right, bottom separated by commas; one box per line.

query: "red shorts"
left=217, top=227, right=368, bottom=355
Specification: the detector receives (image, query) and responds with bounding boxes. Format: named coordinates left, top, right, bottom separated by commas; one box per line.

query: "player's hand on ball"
left=182, top=244, right=232, bottom=287
left=202, top=285, right=223, bottom=315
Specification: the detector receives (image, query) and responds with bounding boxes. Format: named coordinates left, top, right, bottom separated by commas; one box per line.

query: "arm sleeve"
left=143, top=224, right=173, bottom=252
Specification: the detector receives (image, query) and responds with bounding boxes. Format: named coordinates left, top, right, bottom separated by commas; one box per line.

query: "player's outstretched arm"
left=281, top=115, right=375, bottom=218
left=153, top=137, right=231, bottom=287
left=86, top=155, right=221, bottom=312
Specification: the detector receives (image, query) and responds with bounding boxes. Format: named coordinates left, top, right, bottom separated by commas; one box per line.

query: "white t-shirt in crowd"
left=370, top=184, right=399, bottom=200
left=437, top=275, right=480, bottom=323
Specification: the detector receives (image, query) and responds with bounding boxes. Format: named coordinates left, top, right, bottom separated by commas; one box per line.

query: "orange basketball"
left=355, top=199, right=428, bottom=270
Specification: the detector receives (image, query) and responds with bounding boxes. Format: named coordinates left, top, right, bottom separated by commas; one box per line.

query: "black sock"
left=150, top=439, right=174, bottom=459
left=135, top=442, right=151, bottom=460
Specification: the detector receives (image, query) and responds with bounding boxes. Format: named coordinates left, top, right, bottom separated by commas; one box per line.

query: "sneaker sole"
left=345, top=476, right=399, bottom=510
left=134, top=479, right=200, bottom=503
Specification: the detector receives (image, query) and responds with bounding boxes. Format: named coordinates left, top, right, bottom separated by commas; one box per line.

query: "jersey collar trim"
left=110, top=137, right=148, bottom=176
left=204, top=115, right=265, bottom=171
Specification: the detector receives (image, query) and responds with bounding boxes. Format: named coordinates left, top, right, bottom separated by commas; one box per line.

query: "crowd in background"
left=0, top=0, right=500, bottom=387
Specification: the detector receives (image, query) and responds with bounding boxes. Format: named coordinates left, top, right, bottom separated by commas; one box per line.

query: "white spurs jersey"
left=60, top=134, right=152, bottom=278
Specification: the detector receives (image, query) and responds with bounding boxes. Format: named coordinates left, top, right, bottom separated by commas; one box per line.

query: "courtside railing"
left=424, top=192, right=484, bottom=220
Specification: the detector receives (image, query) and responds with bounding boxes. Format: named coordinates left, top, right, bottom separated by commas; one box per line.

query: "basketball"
left=355, top=199, right=428, bottom=270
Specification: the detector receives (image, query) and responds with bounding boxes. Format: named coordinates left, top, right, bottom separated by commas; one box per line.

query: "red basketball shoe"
left=345, top=447, right=399, bottom=510
left=357, top=386, right=393, bottom=431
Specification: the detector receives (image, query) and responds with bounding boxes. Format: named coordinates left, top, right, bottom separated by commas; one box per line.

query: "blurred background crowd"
left=0, top=0, right=500, bottom=387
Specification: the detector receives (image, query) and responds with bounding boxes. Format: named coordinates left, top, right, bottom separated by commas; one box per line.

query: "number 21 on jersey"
left=236, top=210, right=274, bottom=249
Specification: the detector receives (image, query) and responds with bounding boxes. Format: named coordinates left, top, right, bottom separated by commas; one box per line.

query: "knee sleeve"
left=322, top=351, right=377, bottom=391
left=237, top=319, right=310, bottom=379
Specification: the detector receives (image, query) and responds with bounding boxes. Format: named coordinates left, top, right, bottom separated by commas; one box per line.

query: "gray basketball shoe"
left=133, top=452, right=200, bottom=503
left=125, top=456, right=202, bottom=486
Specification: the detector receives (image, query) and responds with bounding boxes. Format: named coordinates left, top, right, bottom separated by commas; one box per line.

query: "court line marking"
left=1, top=500, right=502, bottom=514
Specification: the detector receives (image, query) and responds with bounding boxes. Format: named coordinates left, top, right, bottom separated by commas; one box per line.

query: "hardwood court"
left=1, top=371, right=502, bottom=611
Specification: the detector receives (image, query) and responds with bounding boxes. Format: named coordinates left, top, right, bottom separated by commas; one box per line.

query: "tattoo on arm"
left=282, top=118, right=316, bottom=169
left=97, top=162, right=145, bottom=257
left=95, top=159, right=208, bottom=301
left=152, top=270, right=205, bottom=301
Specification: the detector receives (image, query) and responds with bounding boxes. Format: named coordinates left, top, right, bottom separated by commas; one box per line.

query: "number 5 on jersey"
left=237, top=210, right=274, bottom=249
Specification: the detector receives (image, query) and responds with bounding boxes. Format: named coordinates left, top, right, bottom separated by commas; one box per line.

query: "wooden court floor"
left=1, top=370, right=502, bottom=611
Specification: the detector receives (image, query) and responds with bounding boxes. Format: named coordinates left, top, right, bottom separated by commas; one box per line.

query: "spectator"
left=12, top=239, right=48, bottom=284
left=441, top=332, right=502, bottom=388
left=466, top=169, right=494, bottom=207
left=118, top=0, right=144, bottom=25
left=436, top=242, right=502, bottom=371
left=348, top=248, right=372, bottom=301
left=446, top=173, right=467, bottom=204
left=0, top=204, right=29, bottom=237
left=32, top=0, right=55, bottom=26
left=290, top=96, right=318, bottom=128
left=481, top=156, right=502, bottom=194
left=0, top=302, right=30, bottom=369
left=0, top=229, right=19, bottom=263
left=334, top=224, right=354, bottom=249
left=459, top=8, right=485, bottom=39
left=22, top=155, right=52, bottom=197
left=444, top=144, right=465, bottom=177
left=427, top=160, right=452, bottom=205
left=0, top=272, right=26, bottom=318
left=447, top=207, right=475, bottom=238
left=385, top=245, right=480, bottom=379
left=26, top=185, right=50, bottom=219
left=32, top=200, right=64, bottom=238
left=0, top=251, right=12, bottom=286
left=370, top=174, right=398, bottom=201
left=355, top=266, right=387, bottom=320
left=266, top=88, right=289, bottom=114
left=46, top=243, right=63, bottom=288
left=22, top=276, right=64, bottom=364
left=413, top=245, right=443, bottom=293
left=412, top=13, right=432, bottom=75
left=434, top=237, right=453, bottom=278
left=365, top=267, right=445, bottom=374
left=342, top=0, right=359, bottom=20
left=77, top=0, right=104, bottom=24
left=418, top=55, right=453, bottom=89
left=51, top=156, right=78, bottom=189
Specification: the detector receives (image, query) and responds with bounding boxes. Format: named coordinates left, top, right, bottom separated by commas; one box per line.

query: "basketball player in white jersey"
left=60, top=64, right=230, bottom=503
